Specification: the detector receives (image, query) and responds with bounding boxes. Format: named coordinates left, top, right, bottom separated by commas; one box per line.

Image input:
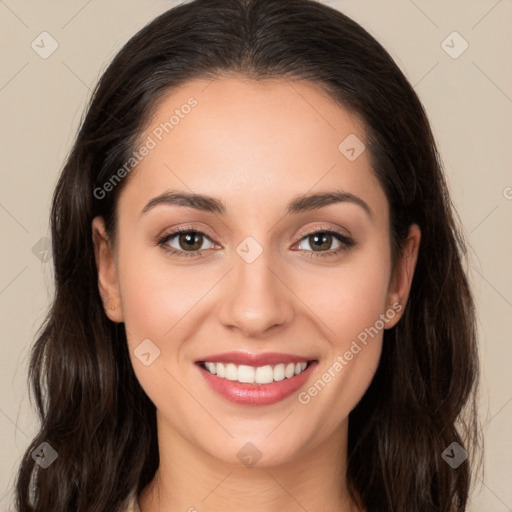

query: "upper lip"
left=196, top=351, right=316, bottom=366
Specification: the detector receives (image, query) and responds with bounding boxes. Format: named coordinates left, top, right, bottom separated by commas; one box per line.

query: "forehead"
left=119, top=75, right=387, bottom=222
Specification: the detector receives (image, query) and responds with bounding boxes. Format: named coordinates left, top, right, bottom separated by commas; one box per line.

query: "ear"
left=384, top=223, right=421, bottom=329
left=92, top=216, right=124, bottom=323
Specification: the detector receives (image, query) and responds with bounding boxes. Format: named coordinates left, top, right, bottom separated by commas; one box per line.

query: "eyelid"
left=157, top=224, right=217, bottom=245
left=156, top=225, right=218, bottom=255
left=156, top=223, right=355, bottom=258
left=297, top=223, right=352, bottom=240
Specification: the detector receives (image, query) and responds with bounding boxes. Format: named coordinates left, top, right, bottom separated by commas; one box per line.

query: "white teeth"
left=201, top=360, right=310, bottom=383
left=285, top=362, right=295, bottom=378
left=205, top=362, right=216, bottom=375
left=273, top=363, right=285, bottom=381
left=225, top=363, right=238, bottom=381
left=237, top=365, right=255, bottom=383
left=255, top=365, right=274, bottom=384
left=216, top=362, right=225, bottom=378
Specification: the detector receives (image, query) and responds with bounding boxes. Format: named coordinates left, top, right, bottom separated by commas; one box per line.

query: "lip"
left=195, top=351, right=314, bottom=366
left=195, top=355, right=319, bottom=406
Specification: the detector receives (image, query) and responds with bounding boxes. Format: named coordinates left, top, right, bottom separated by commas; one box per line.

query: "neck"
left=138, top=414, right=361, bottom=512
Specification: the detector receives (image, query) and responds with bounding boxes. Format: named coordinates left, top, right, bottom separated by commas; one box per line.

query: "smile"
left=199, top=361, right=309, bottom=384
left=195, top=352, right=318, bottom=406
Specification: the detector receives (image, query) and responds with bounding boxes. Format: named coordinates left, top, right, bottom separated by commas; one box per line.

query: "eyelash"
left=157, top=225, right=355, bottom=259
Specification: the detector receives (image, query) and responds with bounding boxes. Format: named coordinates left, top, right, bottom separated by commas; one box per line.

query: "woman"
left=14, top=0, right=481, bottom=511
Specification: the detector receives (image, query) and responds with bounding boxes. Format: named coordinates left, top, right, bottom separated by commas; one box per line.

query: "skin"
left=92, top=75, right=420, bottom=512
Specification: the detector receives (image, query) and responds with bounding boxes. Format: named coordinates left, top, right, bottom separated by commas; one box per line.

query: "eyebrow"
left=140, top=189, right=373, bottom=218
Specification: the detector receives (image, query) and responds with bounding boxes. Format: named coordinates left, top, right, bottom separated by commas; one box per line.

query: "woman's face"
left=93, top=75, right=419, bottom=468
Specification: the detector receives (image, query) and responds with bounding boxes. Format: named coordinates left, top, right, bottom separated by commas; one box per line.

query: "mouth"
left=194, top=352, right=318, bottom=406
left=197, top=360, right=313, bottom=384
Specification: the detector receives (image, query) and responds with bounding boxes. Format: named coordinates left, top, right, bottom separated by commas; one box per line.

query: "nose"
left=217, top=247, right=295, bottom=339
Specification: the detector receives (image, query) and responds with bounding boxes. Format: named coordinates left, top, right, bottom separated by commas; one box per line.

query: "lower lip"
left=196, top=361, right=318, bottom=406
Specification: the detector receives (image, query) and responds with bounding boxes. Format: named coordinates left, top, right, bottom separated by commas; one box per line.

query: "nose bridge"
left=218, top=234, right=294, bottom=336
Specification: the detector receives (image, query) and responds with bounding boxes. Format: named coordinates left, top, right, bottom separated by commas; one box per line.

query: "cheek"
left=293, top=239, right=391, bottom=425
left=115, top=239, right=175, bottom=377
left=116, top=241, right=225, bottom=406
left=117, top=238, right=208, bottom=344
left=300, top=237, right=391, bottom=344
left=117, top=246, right=208, bottom=423
left=118, top=255, right=169, bottom=343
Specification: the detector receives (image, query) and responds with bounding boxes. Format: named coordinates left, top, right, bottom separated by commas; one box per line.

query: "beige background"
left=0, top=1, right=511, bottom=510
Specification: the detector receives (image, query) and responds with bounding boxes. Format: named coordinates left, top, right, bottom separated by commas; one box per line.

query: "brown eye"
left=176, top=232, right=204, bottom=251
left=295, top=228, right=355, bottom=259
left=307, top=232, right=336, bottom=252
left=158, top=229, right=215, bottom=257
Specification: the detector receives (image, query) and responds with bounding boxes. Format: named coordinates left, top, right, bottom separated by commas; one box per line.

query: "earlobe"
left=91, top=216, right=124, bottom=323
left=385, top=223, right=421, bottom=329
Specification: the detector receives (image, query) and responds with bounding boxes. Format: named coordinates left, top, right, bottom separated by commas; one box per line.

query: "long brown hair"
left=14, top=1, right=481, bottom=510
